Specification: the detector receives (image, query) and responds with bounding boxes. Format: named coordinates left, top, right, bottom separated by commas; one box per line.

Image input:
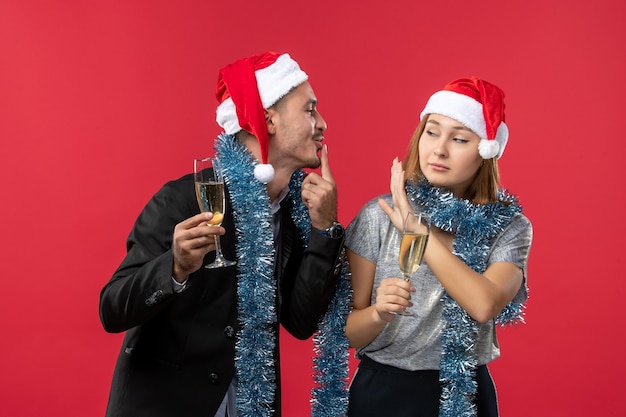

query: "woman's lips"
left=429, top=162, right=449, bottom=172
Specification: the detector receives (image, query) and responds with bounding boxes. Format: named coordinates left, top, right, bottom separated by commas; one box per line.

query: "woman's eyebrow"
left=427, top=119, right=472, bottom=132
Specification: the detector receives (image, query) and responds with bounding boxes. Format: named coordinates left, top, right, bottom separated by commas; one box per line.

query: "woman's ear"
left=265, top=108, right=277, bottom=135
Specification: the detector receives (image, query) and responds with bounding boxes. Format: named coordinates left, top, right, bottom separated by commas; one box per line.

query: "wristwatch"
left=318, top=221, right=344, bottom=239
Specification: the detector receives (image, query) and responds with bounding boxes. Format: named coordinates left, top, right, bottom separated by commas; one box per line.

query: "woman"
left=345, top=77, right=532, bottom=417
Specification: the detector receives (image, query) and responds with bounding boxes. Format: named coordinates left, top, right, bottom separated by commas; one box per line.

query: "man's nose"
left=316, top=112, right=328, bottom=131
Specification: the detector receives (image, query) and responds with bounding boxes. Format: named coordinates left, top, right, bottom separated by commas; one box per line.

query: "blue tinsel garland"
left=216, top=134, right=351, bottom=417
left=406, top=179, right=525, bottom=417
left=288, top=172, right=352, bottom=417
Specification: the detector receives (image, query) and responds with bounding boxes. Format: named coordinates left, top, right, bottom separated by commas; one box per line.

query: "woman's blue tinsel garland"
left=217, top=134, right=350, bottom=417
left=406, top=179, right=525, bottom=417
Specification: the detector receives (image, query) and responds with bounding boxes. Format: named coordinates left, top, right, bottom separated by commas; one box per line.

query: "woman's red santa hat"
left=215, top=52, right=309, bottom=182
left=420, top=77, right=509, bottom=159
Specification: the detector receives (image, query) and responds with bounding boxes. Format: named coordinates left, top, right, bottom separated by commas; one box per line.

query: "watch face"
left=329, top=222, right=344, bottom=238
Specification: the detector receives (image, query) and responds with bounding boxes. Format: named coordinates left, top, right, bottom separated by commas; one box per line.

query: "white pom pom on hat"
left=215, top=52, right=308, bottom=182
left=251, top=163, right=274, bottom=182
left=420, top=77, right=509, bottom=159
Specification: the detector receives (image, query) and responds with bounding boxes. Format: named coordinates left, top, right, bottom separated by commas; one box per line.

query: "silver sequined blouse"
left=345, top=194, right=532, bottom=370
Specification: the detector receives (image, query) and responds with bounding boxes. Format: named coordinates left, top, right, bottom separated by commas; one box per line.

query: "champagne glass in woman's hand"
left=397, top=210, right=430, bottom=316
left=194, top=157, right=236, bottom=269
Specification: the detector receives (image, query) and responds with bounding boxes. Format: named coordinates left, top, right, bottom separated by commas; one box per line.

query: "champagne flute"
left=397, top=210, right=430, bottom=316
left=194, top=157, right=236, bottom=269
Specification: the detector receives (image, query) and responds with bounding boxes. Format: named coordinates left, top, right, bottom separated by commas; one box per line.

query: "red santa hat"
left=215, top=52, right=309, bottom=182
left=420, top=77, right=509, bottom=159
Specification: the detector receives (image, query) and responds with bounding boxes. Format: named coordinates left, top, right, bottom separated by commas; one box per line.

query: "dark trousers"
left=348, top=356, right=499, bottom=417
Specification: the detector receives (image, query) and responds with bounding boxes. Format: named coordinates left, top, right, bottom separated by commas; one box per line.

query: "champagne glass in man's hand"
left=194, top=157, right=236, bottom=269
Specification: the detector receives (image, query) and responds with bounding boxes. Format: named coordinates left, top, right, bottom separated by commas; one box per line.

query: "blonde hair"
left=402, top=116, right=500, bottom=204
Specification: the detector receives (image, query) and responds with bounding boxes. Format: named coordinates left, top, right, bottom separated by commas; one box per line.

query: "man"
left=99, top=52, right=350, bottom=417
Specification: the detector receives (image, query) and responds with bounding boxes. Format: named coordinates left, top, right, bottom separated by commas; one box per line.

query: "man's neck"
left=235, top=131, right=294, bottom=203
left=266, top=168, right=293, bottom=203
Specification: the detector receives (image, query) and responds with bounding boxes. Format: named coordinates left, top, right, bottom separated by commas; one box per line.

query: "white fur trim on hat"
left=255, top=54, right=309, bottom=108
left=420, top=90, right=508, bottom=159
left=216, top=97, right=241, bottom=135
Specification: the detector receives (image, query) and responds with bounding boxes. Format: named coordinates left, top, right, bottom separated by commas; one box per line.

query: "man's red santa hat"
left=215, top=52, right=309, bottom=182
left=420, top=77, right=509, bottom=159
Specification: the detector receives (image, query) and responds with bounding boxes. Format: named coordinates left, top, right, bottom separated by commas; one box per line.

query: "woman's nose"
left=433, top=142, right=447, bottom=157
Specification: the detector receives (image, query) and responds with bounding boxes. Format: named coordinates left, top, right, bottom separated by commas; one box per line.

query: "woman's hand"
left=374, top=277, right=415, bottom=321
left=378, top=157, right=414, bottom=231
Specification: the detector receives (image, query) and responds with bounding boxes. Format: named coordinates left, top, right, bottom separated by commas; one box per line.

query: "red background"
left=1, top=1, right=625, bottom=416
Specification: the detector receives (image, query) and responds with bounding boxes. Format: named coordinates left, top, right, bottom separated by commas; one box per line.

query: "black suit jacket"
left=99, top=173, right=344, bottom=417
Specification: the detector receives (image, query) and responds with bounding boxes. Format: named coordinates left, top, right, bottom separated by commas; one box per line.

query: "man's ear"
left=265, top=108, right=277, bottom=135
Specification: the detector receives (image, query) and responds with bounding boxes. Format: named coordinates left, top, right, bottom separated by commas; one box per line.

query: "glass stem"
left=214, top=236, right=224, bottom=259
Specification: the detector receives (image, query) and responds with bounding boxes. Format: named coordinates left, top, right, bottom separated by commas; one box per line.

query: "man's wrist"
left=172, top=276, right=189, bottom=293
left=316, top=221, right=344, bottom=239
